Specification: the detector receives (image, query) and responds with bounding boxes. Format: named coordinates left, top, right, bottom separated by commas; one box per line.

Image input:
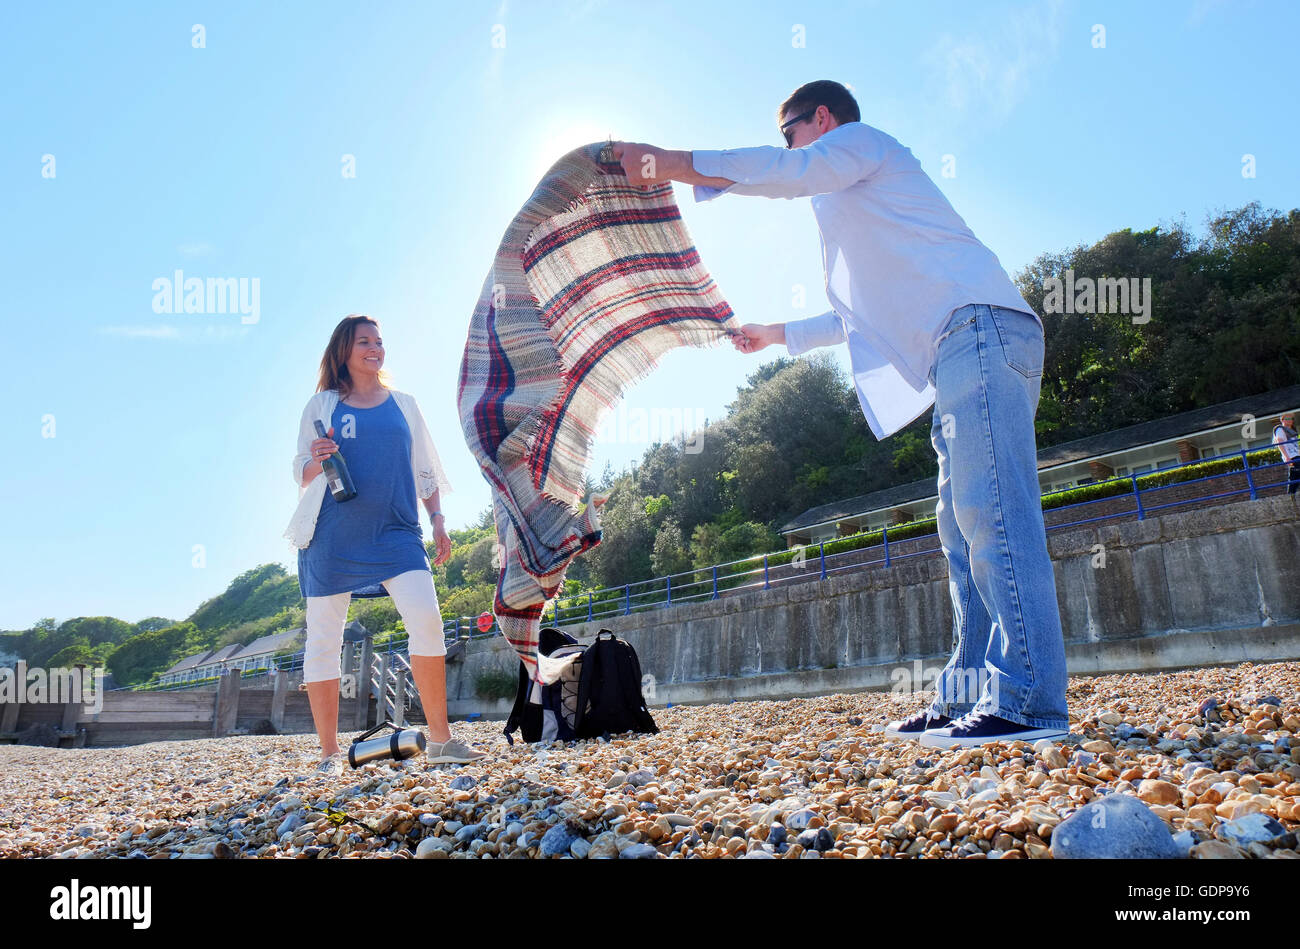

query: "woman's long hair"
left=316, top=314, right=392, bottom=397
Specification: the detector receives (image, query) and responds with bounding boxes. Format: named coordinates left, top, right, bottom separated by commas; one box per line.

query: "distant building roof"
left=162, top=650, right=214, bottom=675
left=197, top=644, right=242, bottom=666
left=781, top=385, right=1300, bottom=534
left=781, top=479, right=935, bottom=534
left=231, top=628, right=305, bottom=660
left=160, top=621, right=375, bottom=676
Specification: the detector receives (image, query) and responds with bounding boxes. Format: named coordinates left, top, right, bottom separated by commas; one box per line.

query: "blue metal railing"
left=528, top=439, right=1296, bottom=628
left=139, top=439, right=1297, bottom=690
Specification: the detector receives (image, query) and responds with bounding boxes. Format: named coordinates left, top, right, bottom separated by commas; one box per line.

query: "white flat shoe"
left=315, top=752, right=345, bottom=775
left=425, top=736, right=488, bottom=765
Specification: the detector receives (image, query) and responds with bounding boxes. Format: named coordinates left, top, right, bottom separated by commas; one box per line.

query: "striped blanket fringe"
left=457, top=142, right=737, bottom=684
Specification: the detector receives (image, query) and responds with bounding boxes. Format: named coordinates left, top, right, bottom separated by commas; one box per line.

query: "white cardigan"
left=282, top=388, right=454, bottom=549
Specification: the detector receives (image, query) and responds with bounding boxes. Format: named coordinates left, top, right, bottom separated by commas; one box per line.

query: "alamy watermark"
left=1042, top=268, right=1151, bottom=324
left=595, top=403, right=706, bottom=454
left=0, top=662, right=106, bottom=714
left=890, top=658, right=999, bottom=708
left=50, top=879, right=150, bottom=928
left=152, top=270, right=260, bottom=324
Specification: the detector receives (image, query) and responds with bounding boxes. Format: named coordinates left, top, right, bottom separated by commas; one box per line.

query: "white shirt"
left=1275, top=424, right=1299, bottom=462
left=282, top=388, right=453, bottom=549
left=691, top=121, right=1037, bottom=438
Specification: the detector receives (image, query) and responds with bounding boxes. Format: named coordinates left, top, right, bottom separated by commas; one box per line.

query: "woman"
left=287, top=314, right=487, bottom=773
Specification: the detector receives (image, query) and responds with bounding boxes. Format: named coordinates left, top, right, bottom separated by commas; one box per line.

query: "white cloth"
left=691, top=120, right=1037, bottom=438
left=283, top=389, right=453, bottom=549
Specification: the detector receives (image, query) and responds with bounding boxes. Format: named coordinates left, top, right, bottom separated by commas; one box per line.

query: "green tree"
left=651, top=518, right=692, bottom=576
left=107, top=622, right=201, bottom=686
left=689, top=522, right=724, bottom=568
left=584, top=482, right=654, bottom=586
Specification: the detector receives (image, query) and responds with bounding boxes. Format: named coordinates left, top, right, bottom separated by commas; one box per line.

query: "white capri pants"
left=303, top=569, right=446, bottom=683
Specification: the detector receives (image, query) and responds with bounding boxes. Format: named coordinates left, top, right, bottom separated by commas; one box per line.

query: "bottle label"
left=330, top=478, right=344, bottom=494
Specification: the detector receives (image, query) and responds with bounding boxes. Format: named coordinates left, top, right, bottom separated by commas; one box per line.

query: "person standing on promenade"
left=1274, top=413, right=1300, bottom=496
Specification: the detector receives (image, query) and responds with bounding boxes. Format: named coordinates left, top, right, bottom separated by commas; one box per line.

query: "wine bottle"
left=313, top=419, right=357, bottom=502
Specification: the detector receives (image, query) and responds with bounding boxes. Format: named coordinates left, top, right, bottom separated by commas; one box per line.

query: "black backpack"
left=503, top=627, right=587, bottom=746
left=502, top=628, right=659, bottom=745
left=573, top=630, right=659, bottom=740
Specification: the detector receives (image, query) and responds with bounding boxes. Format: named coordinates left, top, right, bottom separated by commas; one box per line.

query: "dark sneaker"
left=920, top=711, right=1068, bottom=749
left=883, top=709, right=952, bottom=739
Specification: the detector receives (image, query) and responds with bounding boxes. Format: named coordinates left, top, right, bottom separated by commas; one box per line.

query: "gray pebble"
left=619, top=843, right=659, bottom=859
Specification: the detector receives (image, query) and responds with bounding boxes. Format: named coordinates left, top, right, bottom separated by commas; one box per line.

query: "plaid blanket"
left=457, top=142, right=736, bottom=684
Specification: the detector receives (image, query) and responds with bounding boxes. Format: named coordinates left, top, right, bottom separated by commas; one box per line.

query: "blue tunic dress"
left=297, top=393, right=431, bottom=598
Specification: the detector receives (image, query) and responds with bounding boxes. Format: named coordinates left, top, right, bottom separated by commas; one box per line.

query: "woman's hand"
left=432, top=518, right=452, bottom=566
left=309, top=427, right=338, bottom=460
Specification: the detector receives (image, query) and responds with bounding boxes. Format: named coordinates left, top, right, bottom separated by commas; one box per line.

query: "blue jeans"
left=923, top=303, right=1068, bottom=729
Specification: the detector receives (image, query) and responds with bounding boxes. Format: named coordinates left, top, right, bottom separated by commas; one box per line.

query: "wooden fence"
left=1, top=637, right=422, bottom=749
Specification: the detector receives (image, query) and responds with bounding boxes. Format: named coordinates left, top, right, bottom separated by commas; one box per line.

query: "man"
left=613, top=80, right=1069, bottom=748
left=1274, top=413, right=1300, bottom=495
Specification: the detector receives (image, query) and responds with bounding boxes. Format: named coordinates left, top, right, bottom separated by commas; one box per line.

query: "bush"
left=1042, top=447, right=1282, bottom=510
left=474, top=667, right=518, bottom=701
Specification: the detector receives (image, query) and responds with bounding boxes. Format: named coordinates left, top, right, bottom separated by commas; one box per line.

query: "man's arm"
left=732, top=310, right=846, bottom=356
left=612, top=144, right=733, bottom=189
left=615, top=125, right=886, bottom=200
left=783, top=309, right=848, bottom=355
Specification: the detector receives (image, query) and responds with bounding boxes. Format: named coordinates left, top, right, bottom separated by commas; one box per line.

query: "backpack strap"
left=501, top=659, right=531, bottom=746
left=574, top=638, right=598, bottom=735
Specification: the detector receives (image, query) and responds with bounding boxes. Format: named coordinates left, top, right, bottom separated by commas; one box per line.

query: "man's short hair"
left=778, top=80, right=861, bottom=127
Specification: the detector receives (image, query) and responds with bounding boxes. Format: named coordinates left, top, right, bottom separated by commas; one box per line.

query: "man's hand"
left=729, top=323, right=784, bottom=354
left=611, top=142, right=676, bottom=186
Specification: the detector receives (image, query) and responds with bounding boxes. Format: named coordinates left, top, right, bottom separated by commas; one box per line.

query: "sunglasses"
left=780, top=109, right=816, bottom=147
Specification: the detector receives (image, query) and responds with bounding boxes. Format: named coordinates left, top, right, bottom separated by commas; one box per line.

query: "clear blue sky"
left=2, top=0, right=1296, bottom=630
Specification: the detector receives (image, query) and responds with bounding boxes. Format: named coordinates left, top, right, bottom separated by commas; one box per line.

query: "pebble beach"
left=2, top=660, right=1298, bottom=860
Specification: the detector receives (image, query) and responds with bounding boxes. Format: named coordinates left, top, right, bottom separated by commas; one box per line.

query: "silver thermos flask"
left=348, top=720, right=427, bottom=768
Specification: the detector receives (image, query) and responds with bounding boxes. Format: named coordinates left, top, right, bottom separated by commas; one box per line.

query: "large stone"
left=1051, top=794, right=1183, bottom=859
left=454, top=823, right=485, bottom=843
left=785, top=809, right=816, bottom=831
left=276, top=812, right=305, bottom=840
left=415, top=836, right=452, bottom=858
left=588, top=832, right=620, bottom=859
left=539, top=820, right=585, bottom=857
left=1191, top=841, right=1246, bottom=859
left=13, top=723, right=60, bottom=747
left=1218, top=813, right=1289, bottom=848
left=619, top=843, right=660, bottom=859
left=1136, top=779, right=1180, bottom=806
